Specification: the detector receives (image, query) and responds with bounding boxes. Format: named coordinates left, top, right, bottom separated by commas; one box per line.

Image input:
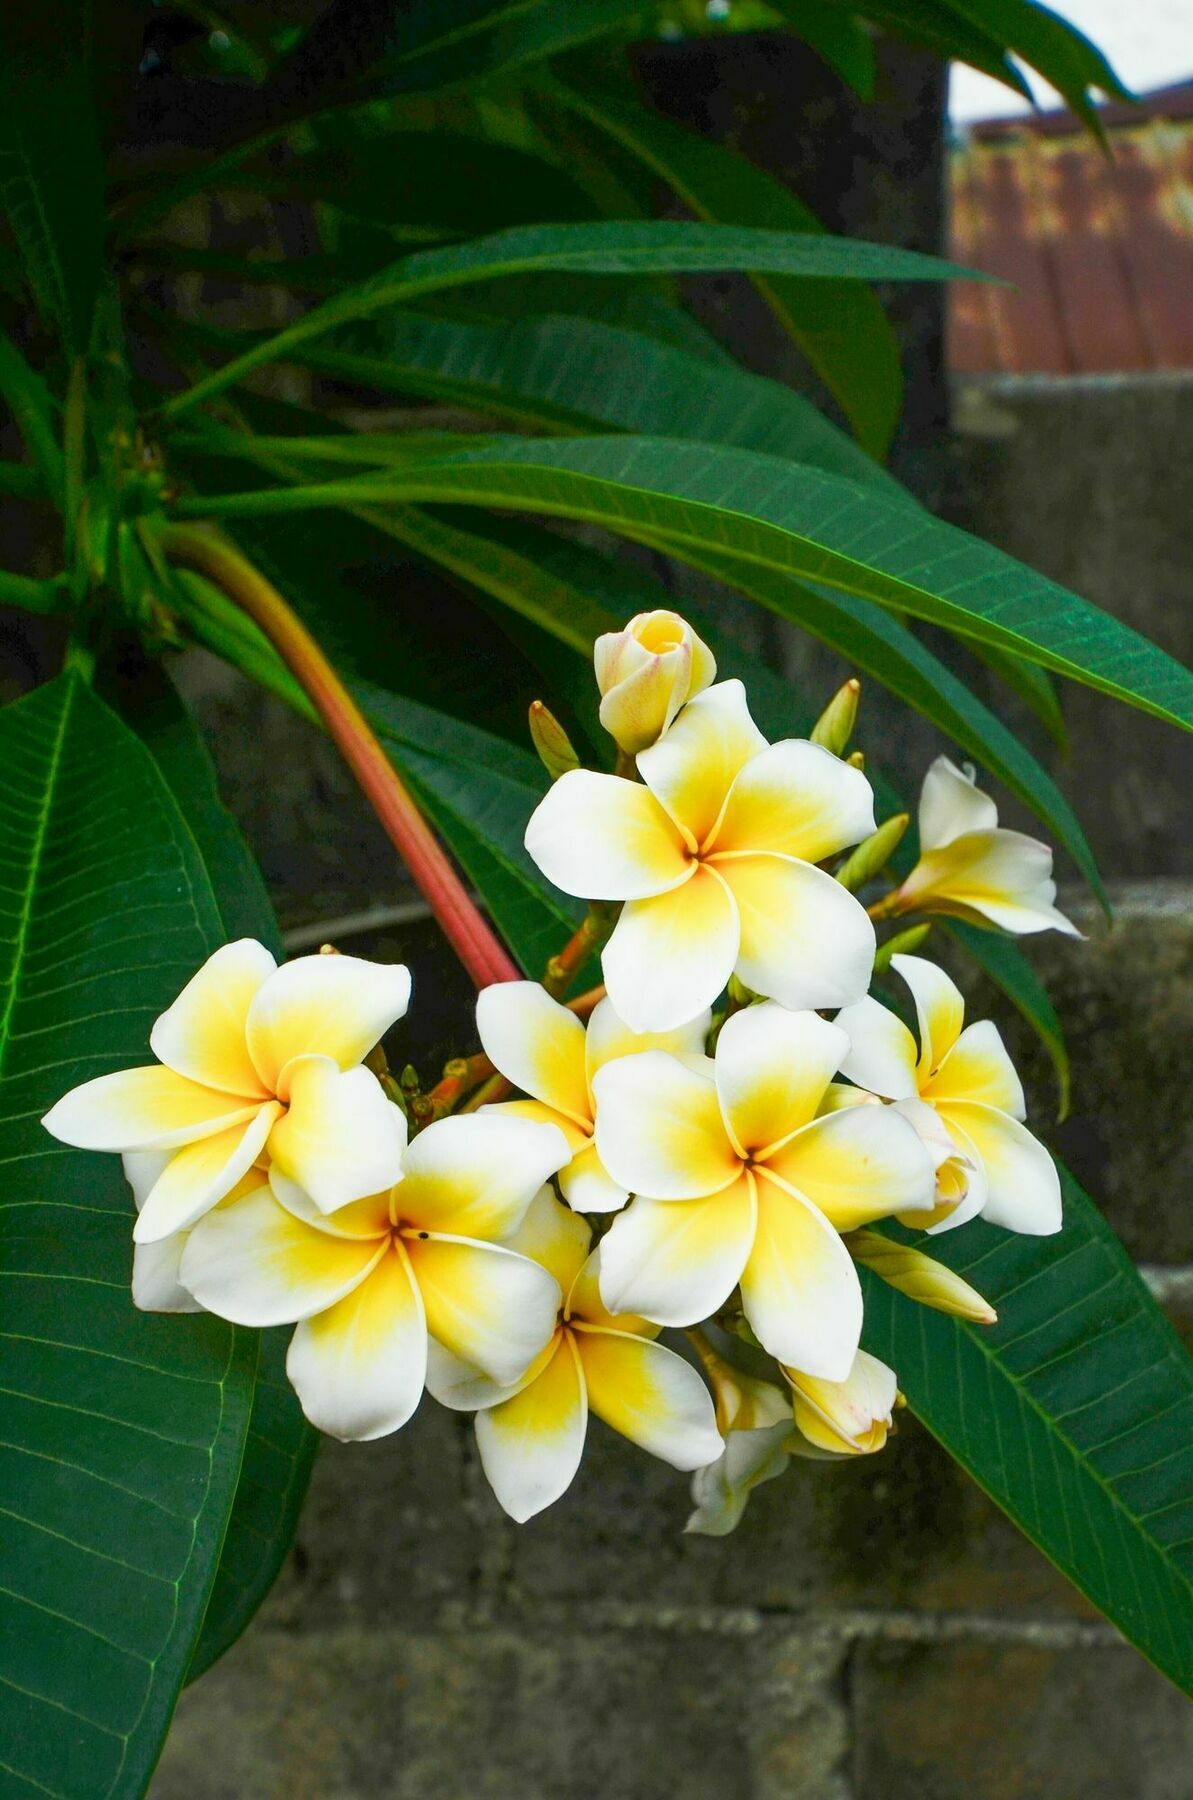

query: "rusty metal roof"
left=948, top=82, right=1193, bottom=375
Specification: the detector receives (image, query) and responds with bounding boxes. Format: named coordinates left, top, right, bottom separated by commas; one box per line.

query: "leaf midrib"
left=0, top=677, right=73, bottom=1075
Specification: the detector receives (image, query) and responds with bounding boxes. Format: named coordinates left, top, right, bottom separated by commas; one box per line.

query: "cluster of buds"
left=44, top=608, right=1074, bottom=1528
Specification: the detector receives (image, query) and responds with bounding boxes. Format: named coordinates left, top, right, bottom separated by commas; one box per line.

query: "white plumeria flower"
left=43, top=941, right=411, bottom=1243
left=475, top=983, right=711, bottom=1213
left=593, top=608, right=717, bottom=754
left=889, top=756, right=1080, bottom=936
left=786, top=1349, right=899, bottom=1457
left=592, top=1004, right=936, bottom=1377
left=524, top=680, right=878, bottom=1031
left=179, top=1112, right=570, bottom=1442
left=685, top=1336, right=794, bottom=1537
left=835, top=953, right=1062, bottom=1236
left=427, top=1188, right=722, bottom=1521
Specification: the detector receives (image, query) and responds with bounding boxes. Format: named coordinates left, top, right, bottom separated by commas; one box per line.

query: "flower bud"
left=834, top=812, right=910, bottom=893
left=810, top=678, right=860, bottom=756
left=528, top=700, right=581, bottom=781
left=873, top=921, right=932, bottom=974
left=593, top=610, right=716, bottom=755
left=784, top=1349, right=898, bottom=1456
left=690, top=1333, right=790, bottom=1435
left=847, top=1229, right=997, bottom=1323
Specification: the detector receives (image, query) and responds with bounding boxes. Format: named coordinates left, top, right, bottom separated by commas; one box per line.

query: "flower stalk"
left=160, top=523, right=519, bottom=991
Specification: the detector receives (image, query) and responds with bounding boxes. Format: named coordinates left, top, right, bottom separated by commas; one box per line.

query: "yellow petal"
left=714, top=1004, right=848, bottom=1157
left=42, top=1065, right=263, bottom=1153
left=714, top=852, right=874, bottom=1012
left=921, top=1020, right=1025, bottom=1118
left=405, top=1234, right=561, bottom=1386
left=584, top=993, right=711, bottom=1088
left=269, top=1170, right=393, bottom=1239
left=475, top=981, right=591, bottom=1126
left=523, top=767, right=690, bottom=901
left=787, top=1349, right=897, bottom=1455
left=602, top=865, right=739, bottom=1033
left=710, top=739, right=874, bottom=862
left=501, top=1185, right=592, bottom=1293
left=564, top=1246, right=659, bottom=1337
left=133, top=1102, right=281, bottom=1244
left=740, top=1179, right=862, bottom=1377
left=575, top=1327, right=722, bottom=1469
left=557, top=1139, right=628, bottom=1215
left=267, top=1056, right=407, bottom=1214
left=475, top=1332, right=588, bottom=1522
left=592, top=1048, right=740, bottom=1201
left=933, top=1100, right=1062, bottom=1236
left=286, top=1242, right=427, bottom=1441
left=637, top=679, right=767, bottom=850
left=761, top=1105, right=935, bottom=1232
left=396, top=1112, right=569, bottom=1240
left=180, top=1184, right=385, bottom=1326
left=597, top=1174, right=757, bottom=1327
left=890, top=953, right=966, bottom=1078
left=245, top=952, right=411, bottom=1092
left=149, top=939, right=276, bottom=1098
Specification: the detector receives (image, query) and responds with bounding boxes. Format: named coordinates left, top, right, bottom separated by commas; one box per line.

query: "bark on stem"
left=161, top=523, right=519, bottom=989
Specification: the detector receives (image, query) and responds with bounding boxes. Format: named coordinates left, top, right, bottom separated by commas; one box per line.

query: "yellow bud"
left=834, top=812, right=910, bottom=893
left=593, top=610, right=716, bottom=755
left=528, top=700, right=581, bottom=781
left=784, top=1349, right=898, bottom=1456
left=689, top=1333, right=789, bottom=1435
left=810, top=677, right=860, bottom=755
left=848, top=1229, right=998, bottom=1324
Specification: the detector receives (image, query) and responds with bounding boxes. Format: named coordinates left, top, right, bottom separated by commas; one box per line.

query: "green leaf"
left=966, top=640, right=1069, bottom=752
left=0, top=5, right=105, bottom=355
left=161, top=218, right=987, bottom=418
left=0, top=327, right=64, bottom=504
left=0, top=674, right=257, bottom=1795
left=535, top=77, right=902, bottom=456
left=846, top=0, right=1033, bottom=95
left=766, top=0, right=877, bottom=93
left=862, top=1164, right=1193, bottom=1693
left=936, top=0, right=1132, bottom=126
left=106, top=662, right=321, bottom=1681
left=178, top=435, right=1193, bottom=735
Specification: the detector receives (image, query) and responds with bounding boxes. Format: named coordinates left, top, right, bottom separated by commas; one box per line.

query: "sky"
left=948, top=0, right=1193, bottom=121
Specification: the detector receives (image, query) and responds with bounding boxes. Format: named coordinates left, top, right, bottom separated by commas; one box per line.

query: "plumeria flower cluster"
left=44, top=608, right=1076, bottom=1530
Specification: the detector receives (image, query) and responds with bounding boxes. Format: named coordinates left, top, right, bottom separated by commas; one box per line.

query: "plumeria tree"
left=1, top=2, right=1191, bottom=1792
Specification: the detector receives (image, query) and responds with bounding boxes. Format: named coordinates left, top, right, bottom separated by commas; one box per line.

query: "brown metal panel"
left=1035, top=136, right=1153, bottom=372
left=967, top=138, right=1071, bottom=372
left=948, top=144, right=1002, bottom=372
left=1109, top=122, right=1193, bottom=368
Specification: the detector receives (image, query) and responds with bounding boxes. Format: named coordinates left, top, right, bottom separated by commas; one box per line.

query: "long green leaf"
left=0, top=674, right=257, bottom=1795
left=862, top=1165, right=1193, bottom=1693
left=0, top=6, right=105, bottom=355
left=936, top=0, right=1132, bottom=126
left=0, top=328, right=64, bottom=504
left=175, top=435, right=1193, bottom=734
left=161, top=219, right=986, bottom=418
left=535, top=77, right=903, bottom=456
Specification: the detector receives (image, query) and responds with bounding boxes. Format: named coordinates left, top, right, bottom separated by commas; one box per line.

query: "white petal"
left=475, top=981, right=590, bottom=1125
left=500, top=1184, right=592, bottom=1292
left=268, top=1170, right=393, bottom=1239
left=714, top=853, right=875, bottom=1011
left=150, top=939, right=276, bottom=1098
left=558, top=1141, right=628, bottom=1214
left=935, top=1100, right=1062, bottom=1235
left=133, top=1102, right=281, bottom=1244
left=685, top=1422, right=792, bottom=1536
left=714, top=1004, right=848, bottom=1156
left=601, top=865, right=739, bottom=1032
left=740, top=1179, right=862, bottom=1378
left=761, top=1105, right=936, bottom=1231
left=245, top=953, right=411, bottom=1092
left=43, top=1066, right=262, bottom=1153
left=180, top=1184, right=385, bottom=1326
left=575, top=1327, right=723, bottom=1470
left=424, top=1336, right=536, bottom=1413
left=900, top=832, right=1082, bottom=937
left=711, top=739, right=875, bottom=862
left=132, top=1235, right=204, bottom=1314
left=592, top=1050, right=739, bottom=1200
left=835, top=996, right=919, bottom=1101
left=405, top=1234, right=561, bottom=1386
left=597, top=1177, right=756, bottom=1327
left=286, top=1242, right=426, bottom=1441
left=584, top=994, right=712, bottom=1087
left=918, top=755, right=998, bottom=850
left=891, top=953, right=966, bottom=1076
left=475, top=1332, right=588, bottom=1523
left=122, top=1150, right=170, bottom=1211
left=637, top=679, right=768, bottom=850
left=523, top=767, right=689, bottom=901
left=395, top=1112, right=569, bottom=1239
left=924, top=1020, right=1025, bottom=1118
left=267, top=1056, right=407, bottom=1214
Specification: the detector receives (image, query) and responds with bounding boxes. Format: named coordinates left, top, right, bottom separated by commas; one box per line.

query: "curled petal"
left=923, top=1019, right=1025, bottom=1118
left=714, top=853, right=875, bottom=1012
left=180, top=1185, right=384, bottom=1326
left=43, top=1065, right=262, bottom=1154
left=268, top=1056, right=407, bottom=1214
left=835, top=996, right=919, bottom=1102
left=475, top=1333, right=588, bottom=1523
left=602, top=865, right=739, bottom=1033
left=575, top=1327, right=723, bottom=1470
left=918, top=755, right=999, bottom=851
left=396, top=1112, right=569, bottom=1240
left=476, top=981, right=590, bottom=1126
left=150, top=939, right=276, bottom=1098
left=245, top=953, right=411, bottom=1093
left=133, top=1102, right=281, bottom=1244
left=715, top=1004, right=848, bottom=1157
left=761, top=1105, right=936, bottom=1232
left=523, top=768, right=689, bottom=901
left=637, top=679, right=768, bottom=850
left=740, top=1180, right=863, bottom=1377
left=898, top=833, right=1081, bottom=937
left=686, top=1422, right=792, bottom=1537
left=935, top=1100, right=1062, bottom=1235
left=891, top=953, right=966, bottom=1077
left=592, top=1050, right=739, bottom=1202
left=598, top=1176, right=756, bottom=1328
left=711, top=739, right=875, bottom=862
left=286, top=1242, right=427, bottom=1442
left=404, top=1234, right=561, bottom=1386
left=788, top=1349, right=898, bottom=1455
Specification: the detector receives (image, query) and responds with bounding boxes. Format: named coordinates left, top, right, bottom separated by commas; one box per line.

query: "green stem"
left=0, top=569, right=68, bottom=613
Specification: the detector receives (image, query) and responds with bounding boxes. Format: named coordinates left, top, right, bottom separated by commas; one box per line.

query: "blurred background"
left=2, top=3, right=1190, bottom=1794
